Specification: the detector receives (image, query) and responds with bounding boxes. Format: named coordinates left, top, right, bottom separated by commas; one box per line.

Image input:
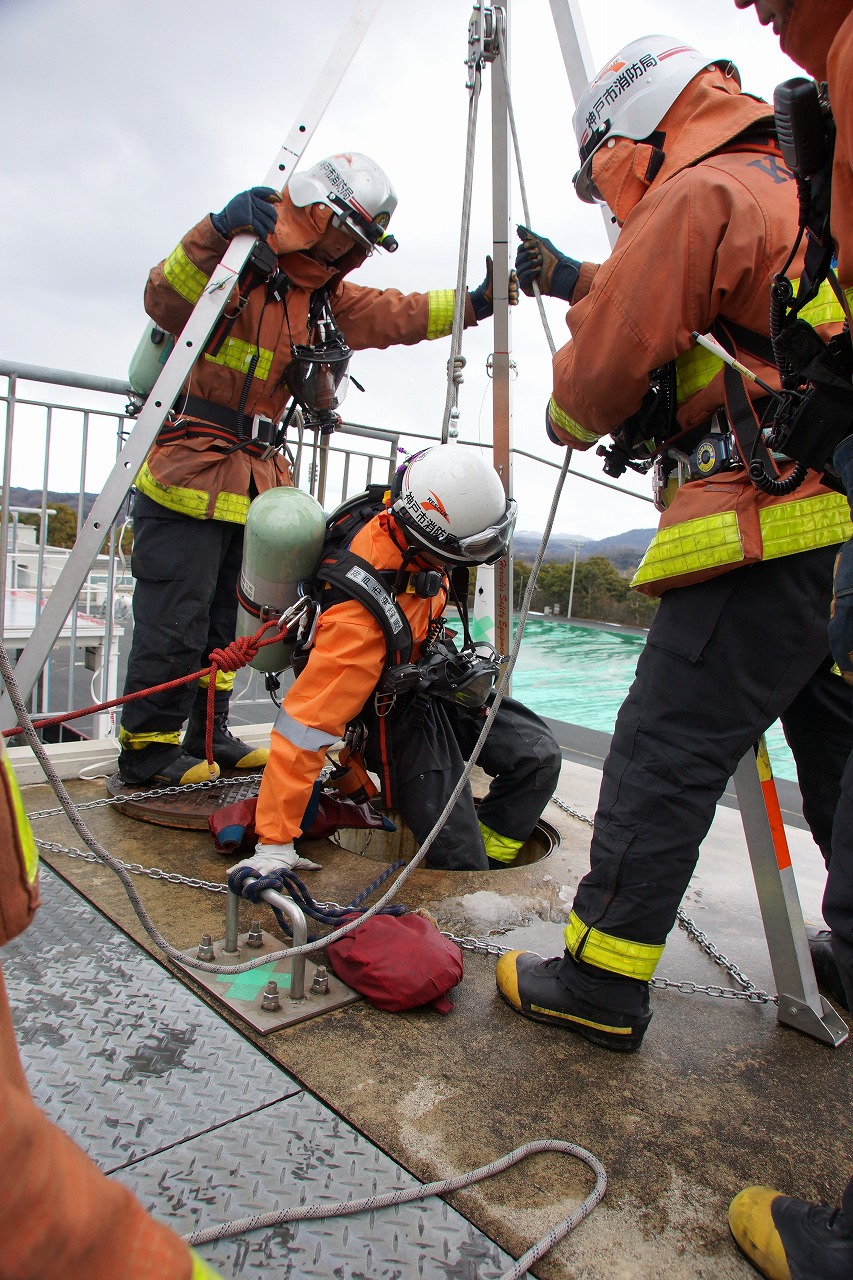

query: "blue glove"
left=515, top=225, right=580, bottom=301
left=210, top=187, right=280, bottom=240
left=469, top=255, right=520, bottom=321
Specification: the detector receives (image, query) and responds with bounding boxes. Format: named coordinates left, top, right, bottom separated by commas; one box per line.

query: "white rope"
left=183, top=1136, right=607, bottom=1279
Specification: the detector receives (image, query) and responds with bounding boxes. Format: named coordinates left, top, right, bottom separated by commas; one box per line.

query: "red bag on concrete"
left=325, top=913, right=463, bottom=1014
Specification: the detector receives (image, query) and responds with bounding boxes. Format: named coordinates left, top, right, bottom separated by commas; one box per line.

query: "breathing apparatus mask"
left=376, top=634, right=506, bottom=714
left=284, top=294, right=353, bottom=436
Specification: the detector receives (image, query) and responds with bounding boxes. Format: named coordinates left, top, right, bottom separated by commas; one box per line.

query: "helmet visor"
left=456, top=498, right=518, bottom=564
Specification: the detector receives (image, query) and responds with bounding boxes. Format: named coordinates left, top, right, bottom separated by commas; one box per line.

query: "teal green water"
left=512, top=617, right=798, bottom=782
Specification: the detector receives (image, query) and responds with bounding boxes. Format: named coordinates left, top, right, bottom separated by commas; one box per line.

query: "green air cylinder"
left=236, top=486, right=327, bottom=672
left=128, top=320, right=176, bottom=397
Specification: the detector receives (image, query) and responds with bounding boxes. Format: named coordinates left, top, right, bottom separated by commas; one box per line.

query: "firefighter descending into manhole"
left=228, top=445, right=562, bottom=878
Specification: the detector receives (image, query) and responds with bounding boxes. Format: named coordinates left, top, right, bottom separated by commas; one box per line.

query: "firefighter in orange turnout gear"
left=118, top=153, right=511, bottom=789
left=239, top=448, right=562, bottom=875
left=497, top=37, right=853, bottom=1052
left=0, top=737, right=221, bottom=1280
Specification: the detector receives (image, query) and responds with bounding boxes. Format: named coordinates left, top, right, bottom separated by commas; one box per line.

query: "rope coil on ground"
left=183, top=1136, right=607, bottom=1280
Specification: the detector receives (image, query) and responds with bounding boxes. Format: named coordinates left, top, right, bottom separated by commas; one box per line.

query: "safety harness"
left=291, top=486, right=501, bottom=718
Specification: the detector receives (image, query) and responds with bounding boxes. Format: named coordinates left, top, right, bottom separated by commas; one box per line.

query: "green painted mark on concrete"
left=214, top=961, right=291, bottom=1001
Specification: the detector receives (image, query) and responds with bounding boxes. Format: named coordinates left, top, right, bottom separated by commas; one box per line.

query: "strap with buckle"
left=158, top=394, right=284, bottom=459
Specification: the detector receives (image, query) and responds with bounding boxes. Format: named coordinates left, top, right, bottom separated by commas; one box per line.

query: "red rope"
left=3, top=616, right=286, bottom=741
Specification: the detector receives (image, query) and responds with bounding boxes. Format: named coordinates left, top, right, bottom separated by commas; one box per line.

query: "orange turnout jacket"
left=777, top=0, right=853, bottom=290
left=0, top=742, right=216, bottom=1280
left=545, top=67, right=851, bottom=596
left=139, top=191, right=475, bottom=525
left=254, top=507, right=448, bottom=845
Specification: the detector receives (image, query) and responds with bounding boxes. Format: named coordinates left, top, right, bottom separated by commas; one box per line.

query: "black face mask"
left=285, top=296, right=352, bottom=435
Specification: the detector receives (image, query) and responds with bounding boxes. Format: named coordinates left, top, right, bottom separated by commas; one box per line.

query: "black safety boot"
left=495, top=950, right=651, bottom=1052
left=806, top=926, right=849, bottom=1011
left=118, top=745, right=219, bottom=788
left=182, top=710, right=269, bottom=772
left=729, top=1178, right=853, bottom=1280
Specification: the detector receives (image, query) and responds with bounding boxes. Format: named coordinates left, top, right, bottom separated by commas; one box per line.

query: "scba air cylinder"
left=236, top=487, right=326, bottom=672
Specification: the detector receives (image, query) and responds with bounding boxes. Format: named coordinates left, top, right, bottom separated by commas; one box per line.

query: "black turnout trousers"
left=119, top=495, right=245, bottom=776
left=363, top=693, right=562, bottom=870
left=570, top=545, right=853, bottom=1013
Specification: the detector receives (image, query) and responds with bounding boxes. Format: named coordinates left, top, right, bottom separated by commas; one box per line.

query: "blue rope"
left=226, top=861, right=408, bottom=940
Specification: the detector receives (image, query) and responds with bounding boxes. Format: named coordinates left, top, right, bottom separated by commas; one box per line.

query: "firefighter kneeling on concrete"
left=235, top=446, right=562, bottom=875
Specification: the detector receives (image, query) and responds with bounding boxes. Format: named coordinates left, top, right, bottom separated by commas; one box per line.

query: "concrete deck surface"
left=17, top=747, right=853, bottom=1280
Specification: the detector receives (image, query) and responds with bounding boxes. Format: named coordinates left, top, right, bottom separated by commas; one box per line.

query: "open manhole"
left=331, top=807, right=560, bottom=869
left=107, top=775, right=561, bottom=868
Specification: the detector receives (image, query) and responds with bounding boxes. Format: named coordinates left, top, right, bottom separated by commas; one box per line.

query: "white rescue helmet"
left=288, top=152, right=399, bottom=252
left=573, top=35, right=735, bottom=203
left=390, top=447, right=517, bottom=566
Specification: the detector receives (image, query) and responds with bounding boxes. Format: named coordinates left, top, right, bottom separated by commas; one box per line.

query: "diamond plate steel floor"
left=3, top=867, right=525, bottom=1279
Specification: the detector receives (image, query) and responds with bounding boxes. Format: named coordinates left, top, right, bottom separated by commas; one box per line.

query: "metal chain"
left=544, top=796, right=778, bottom=1004
left=26, top=772, right=262, bottom=821
left=28, top=785, right=778, bottom=1002
left=34, top=838, right=228, bottom=893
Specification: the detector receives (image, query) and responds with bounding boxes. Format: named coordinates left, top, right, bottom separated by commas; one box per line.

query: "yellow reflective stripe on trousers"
left=118, top=726, right=182, bottom=750
left=760, top=491, right=853, bottom=560
left=426, top=290, right=456, bottom=339
left=564, top=910, right=664, bottom=981
left=135, top=462, right=249, bottom=524
left=631, top=510, right=744, bottom=588
left=2, top=753, right=38, bottom=882
left=546, top=397, right=599, bottom=445
left=163, top=244, right=210, bottom=305
left=478, top=821, right=523, bottom=865
left=198, top=671, right=236, bottom=692
left=204, top=338, right=273, bottom=381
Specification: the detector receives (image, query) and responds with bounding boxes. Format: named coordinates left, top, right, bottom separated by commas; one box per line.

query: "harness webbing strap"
left=314, top=551, right=413, bottom=667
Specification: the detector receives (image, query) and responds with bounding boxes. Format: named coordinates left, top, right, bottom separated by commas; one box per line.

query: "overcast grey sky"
left=0, top=0, right=799, bottom=537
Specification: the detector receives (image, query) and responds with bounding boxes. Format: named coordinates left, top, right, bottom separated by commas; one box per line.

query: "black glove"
left=469, top=255, right=520, bottom=321
left=515, top=225, right=580, bottom=301
left=210, top=187, right=281, bottom=240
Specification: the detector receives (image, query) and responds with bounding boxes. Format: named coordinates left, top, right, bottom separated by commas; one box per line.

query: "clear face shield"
left=457, top=498, right=518, bottom=565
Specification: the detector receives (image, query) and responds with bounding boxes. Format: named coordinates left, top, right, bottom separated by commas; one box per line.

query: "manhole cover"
left=106, top=773, right=261, bottom=829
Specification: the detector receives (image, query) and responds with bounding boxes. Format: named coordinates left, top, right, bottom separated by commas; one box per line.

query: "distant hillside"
left=8, top=491, right=655, bottom=570
left=513, top=527, right=656, bottom=567
left=9, top=489, right=99, bottom=520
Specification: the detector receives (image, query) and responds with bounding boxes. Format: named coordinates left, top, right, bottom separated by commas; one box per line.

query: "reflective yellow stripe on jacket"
left=546, top=397, right=600, bottom=446
left=427, top=291, right=457, bottom=340
left=135, top=461, right=251, bottom=524
left=564, top=910, right=663, bottom=981
left=164, top=243, right=210, bottom=305
left=676, top=279, right=845, bottom=402
left=204, top=337, right=274, bottom=381
left=2, top=752, right=38, bottom=883
left=632, top=492, right=852, bottom=589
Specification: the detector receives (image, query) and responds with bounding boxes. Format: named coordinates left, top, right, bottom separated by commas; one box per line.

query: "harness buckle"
left=250, top=414, right=281, bottom=459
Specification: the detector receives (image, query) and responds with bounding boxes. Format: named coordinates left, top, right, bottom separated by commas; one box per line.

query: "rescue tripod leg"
left=734, top=737, right=848, bottom=1046
left=0, top=0, right=384, bottom=734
